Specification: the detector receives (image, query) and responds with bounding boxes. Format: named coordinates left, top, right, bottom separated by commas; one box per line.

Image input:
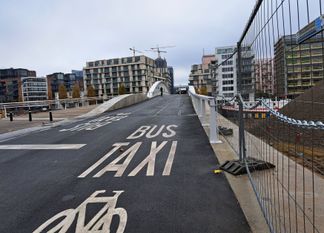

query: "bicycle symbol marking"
left=33, top=190, right=127, bottom=233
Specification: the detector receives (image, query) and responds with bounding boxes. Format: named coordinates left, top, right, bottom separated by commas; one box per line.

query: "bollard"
left=29, top=110, right=32, bottom=122
left=49, top=111, right=53, bottom=122
left=9, top=112, right=13, bottom=122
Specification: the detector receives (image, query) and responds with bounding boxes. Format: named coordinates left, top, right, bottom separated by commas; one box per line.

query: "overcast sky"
left=0, top=0, right=256, bottom=85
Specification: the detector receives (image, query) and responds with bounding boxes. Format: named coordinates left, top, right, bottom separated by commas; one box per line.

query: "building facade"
left=47, top=72, right=82, bottom=99
left=21, top=77, right=48, bottom=101
left=0, top=68, right=37, bottom=102
left=274, top=33, right=324, bottom=99
left=254, top=59, right=274, bottom=97
left=83, top=55, right=168, bottom=97
left=188, top=54, right=217, bottom=96
left=215, top=46, right=237, bottom=100
left=214, top=46, right=255, bottom=101
left=240, top=46, right=255, bottom=101
left=167, top=67, right=174, bottom=94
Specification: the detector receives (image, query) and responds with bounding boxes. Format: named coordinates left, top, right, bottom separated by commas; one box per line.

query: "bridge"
left=1, top=0, right=324, bottom=232
left=0, top=89, right=252, bottom=233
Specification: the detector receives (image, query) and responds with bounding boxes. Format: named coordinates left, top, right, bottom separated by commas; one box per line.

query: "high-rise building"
left=274, top=33, right=324, bottom=99
left=21, top=77, right=48, bottom=101
left=83, top=55, right=168, bottom=97
left=0, top=68, right=37, bottom=102
left=188, top=54, right=217, bottom=96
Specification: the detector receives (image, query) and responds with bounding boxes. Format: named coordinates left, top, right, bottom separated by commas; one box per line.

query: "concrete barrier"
left=77, top=94, right=147, bottom=118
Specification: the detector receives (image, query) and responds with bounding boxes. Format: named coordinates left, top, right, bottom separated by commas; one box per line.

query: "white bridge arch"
left=147, top=81, right=169, bottom=98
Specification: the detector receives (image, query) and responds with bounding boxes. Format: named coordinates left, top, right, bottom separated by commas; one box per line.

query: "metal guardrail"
left=188, top=86, right=221, bottom=144
left=0, top=96, right=112, bottom=118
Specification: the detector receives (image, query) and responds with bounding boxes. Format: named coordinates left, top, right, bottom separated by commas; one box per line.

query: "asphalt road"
left=0, top=95, right=251, bottom=233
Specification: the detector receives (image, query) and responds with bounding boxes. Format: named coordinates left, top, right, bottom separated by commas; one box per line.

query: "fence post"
left=237, top=42, right=247, bottom=161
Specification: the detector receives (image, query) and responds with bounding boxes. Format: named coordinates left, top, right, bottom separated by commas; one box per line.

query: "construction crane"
left=147, top=45, right=175, bottom=58
left=129, top=47, right=143, bottom=57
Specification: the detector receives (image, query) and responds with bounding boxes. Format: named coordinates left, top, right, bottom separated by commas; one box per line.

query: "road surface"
left=0, top=95, right=250, bottom=233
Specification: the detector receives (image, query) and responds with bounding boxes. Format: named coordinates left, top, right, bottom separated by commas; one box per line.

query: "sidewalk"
left=191, top=99, right=270, bottom=233
left=194, top=98, right=324, bottom=233
left=0, top=105, right=97, bottom=134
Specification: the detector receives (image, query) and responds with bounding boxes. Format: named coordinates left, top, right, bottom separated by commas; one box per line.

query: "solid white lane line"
left=0, top=144, right=86, bottom=150
left=162, top=141, right=177, bottom=176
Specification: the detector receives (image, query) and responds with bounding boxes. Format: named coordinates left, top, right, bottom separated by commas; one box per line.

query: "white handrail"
left=188, top=86, right=222, bottom=144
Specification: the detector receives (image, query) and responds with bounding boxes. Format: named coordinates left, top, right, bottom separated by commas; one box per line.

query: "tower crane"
left=129, top=47, right=143, bottom=57
left=147, top=45, right=175, bottom=58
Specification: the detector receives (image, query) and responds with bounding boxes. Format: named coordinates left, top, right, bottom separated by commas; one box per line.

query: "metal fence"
left=216, top=0, right=324, bottom=232
left=0, top=96, right=111, bottom=118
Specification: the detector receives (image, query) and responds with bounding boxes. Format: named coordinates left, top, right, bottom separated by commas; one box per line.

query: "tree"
left=87, top=85, right=96, bottom=97
left=72, top=83, right=81, bottom=98
left=118, top=83, right=126, bottom=95
left=199, top=86, right=208, bottom=96
left=58, top=84, right=68, bottom=99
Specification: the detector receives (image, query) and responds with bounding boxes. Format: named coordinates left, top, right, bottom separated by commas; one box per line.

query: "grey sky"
left=0, top=0, right=256, bottom=85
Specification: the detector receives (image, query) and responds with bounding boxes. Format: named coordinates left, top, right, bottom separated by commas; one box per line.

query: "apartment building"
left=0, top=68, right=37, bottom=102
left=215, top=46, right=237, bottom=100
left=274, top=33, right=324, bottom=98
left=47, top=72, right=83, bottom=99
left=215, top=45, right=255, bottom=101
left=188, top=54, right=217, bottom=96
left=255, top=59, right=274, bottom=97
left=21, top=77, right=48, bottom=101
left=83, top=55, right=168, bottom=97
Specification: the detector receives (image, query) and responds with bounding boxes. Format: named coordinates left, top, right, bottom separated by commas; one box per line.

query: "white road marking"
left=78, top=143, right=129, bottom=178
left=162, top=125, right=178, bottom=138
left=127, top=124, right=178, bottom=139
left=128, top=141, right=168, bottom=176
left=162, top=141, right=178, bottom=176
left=153, top=103, right=170, bottom=116
left=146, top=125, right=165, bottom=138
left=94, top=142, right=142, bottom=177
left=60, top=113, right=130, bottom=132
left=33, top=190, right=127, bottom=233
left=0, top=144, right=86, bottom=150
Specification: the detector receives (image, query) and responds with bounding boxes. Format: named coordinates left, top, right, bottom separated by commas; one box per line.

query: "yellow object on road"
left=213, top=169, right=223, bottom=174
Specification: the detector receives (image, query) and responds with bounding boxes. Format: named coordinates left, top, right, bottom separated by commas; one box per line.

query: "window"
left=222, top=80, right=234, bottom=85
left=222, top=73, right=233, bottom=79
left=222, top=86, right=234, bottom=91
left=222, top=60, right=233, bottom=66
left=221, top=54, right=232, bottom=60
left=222, top=67, right=233, bottom=72
left=224, top=93, right=234, bottom=97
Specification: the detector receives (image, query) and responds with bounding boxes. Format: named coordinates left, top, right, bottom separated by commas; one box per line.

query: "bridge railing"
left=188, top=86, right=221, bottom=144
left=0, top=96, right=112, bottom=118
left=216, top=0, right=324, bottom=232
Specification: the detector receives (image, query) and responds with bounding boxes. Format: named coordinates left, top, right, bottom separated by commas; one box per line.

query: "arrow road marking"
left=0, top=144, right=86, bottom=150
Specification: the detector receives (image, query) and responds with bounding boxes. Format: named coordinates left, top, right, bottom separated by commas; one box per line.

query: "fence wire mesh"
left=217, top=0, right=324, bottom=232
